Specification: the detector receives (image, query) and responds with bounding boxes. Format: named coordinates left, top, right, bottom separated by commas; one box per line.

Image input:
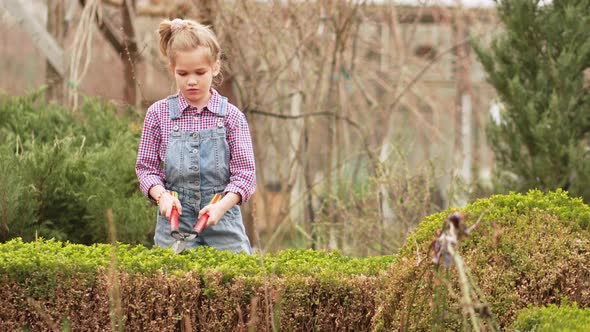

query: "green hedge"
left=0, top=238, right=394, bottom=282
left=0, top=238, right=395, bottom=331
left=511, top=303, right=590, bottom=331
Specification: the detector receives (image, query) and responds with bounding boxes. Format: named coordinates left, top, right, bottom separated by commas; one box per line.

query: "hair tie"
left=171, top=18, right=187, bottom=33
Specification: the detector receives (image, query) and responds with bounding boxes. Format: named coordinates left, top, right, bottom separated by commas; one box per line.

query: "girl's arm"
left=223, top=109, right=257, bottom=204
left=135, top=105, right=166, bottom=203
left=136, top=107, right=182, bottom=220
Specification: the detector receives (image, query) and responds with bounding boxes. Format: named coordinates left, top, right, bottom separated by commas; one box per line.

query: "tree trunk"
left=122, top=0, right=138, bottom=108
left=453, top=15, right=472, bottom=207
left=46, top=0, right=66, bottom=103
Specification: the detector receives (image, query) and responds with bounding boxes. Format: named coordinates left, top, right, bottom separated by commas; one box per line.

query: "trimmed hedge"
left=0, top=238, right=394, bottom=331
left=511, top=303, right=590, bottom=331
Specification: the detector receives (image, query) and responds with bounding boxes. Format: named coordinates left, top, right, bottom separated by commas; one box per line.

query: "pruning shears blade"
left=172, top=240, right=186, bottom=254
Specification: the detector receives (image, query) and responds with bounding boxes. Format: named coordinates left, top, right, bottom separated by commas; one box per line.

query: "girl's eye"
left=197, top=72, right=206, bottom=76
left=178, top=73, right=187, bottom=76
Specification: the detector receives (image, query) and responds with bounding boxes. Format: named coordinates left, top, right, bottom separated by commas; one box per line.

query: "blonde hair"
left=158, top=18, right=221, bottom=66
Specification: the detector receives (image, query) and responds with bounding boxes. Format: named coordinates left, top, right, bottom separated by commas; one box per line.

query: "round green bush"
left=511, top=302, right=590, bottom=331
left=375, top=189, right=590, bottom=330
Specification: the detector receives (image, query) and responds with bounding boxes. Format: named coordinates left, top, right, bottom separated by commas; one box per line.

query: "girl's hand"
left=159, top=192, right=182, bottom=220
left=198, top=192, right=241, bottom=227
left=198, top=202, right=227, bottom=227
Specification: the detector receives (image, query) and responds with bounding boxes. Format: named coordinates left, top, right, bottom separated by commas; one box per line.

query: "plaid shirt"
left=136, top=89, right=256, bottom=203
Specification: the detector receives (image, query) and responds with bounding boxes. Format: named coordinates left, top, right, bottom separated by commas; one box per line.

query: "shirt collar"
left=177, top=89, right=221, bottom=115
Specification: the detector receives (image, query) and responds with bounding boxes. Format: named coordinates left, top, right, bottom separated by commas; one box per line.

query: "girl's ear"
left=169, top=63, right=175, bottom=75
left=212, top=60, right=221, bottom=76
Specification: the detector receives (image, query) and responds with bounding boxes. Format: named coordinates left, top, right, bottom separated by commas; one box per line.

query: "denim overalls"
left=154, top=95, right=252, bottom=254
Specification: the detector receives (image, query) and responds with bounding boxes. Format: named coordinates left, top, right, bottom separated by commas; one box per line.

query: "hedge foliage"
left=0, top=92, right=154, bottom=245
left=0, top=238, right=394, bottom=282
left=511, top=302, right=590, bottom=331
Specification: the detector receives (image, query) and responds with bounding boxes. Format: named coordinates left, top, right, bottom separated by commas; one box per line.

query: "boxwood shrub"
left=374, top=189, right=590, bottom=330
left=511, top=302, right=590, bottom=331
left=0, top=238, right=395, bottom=331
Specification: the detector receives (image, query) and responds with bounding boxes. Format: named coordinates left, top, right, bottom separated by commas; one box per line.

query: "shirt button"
left=173, top=125, right=179, bottom=131
left=194, top=116, right=198, bottom=120
left=192, top=133, right=198, bottom=138
left=192, top=149, right=198, bottom=153
left=217, top=121, right=223, bottom=128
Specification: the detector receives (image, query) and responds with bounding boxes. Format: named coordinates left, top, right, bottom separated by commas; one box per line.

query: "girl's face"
left=170, top=47, right=220, bottom=108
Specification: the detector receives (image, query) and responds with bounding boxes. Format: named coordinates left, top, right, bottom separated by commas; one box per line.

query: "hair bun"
left=170, top=18, right=188, bottom=33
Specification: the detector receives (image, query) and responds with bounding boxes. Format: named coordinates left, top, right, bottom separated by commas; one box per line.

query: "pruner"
left=169, top=192, right=223, bottom=254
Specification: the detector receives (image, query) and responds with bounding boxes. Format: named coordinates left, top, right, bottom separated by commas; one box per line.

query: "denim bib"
left=154, top=95, right=252, bottom=254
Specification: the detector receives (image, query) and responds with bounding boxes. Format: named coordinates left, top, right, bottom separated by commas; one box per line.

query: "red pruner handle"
left=171, top=208, right=180, bottom=232
left=194, top=214, right=209, bottom=234
left=169, top=191, right=180, bottom=236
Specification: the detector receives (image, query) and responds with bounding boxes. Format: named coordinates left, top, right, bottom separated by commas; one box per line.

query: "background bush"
left=473, top=0, right=590, bottom=200
left=0, top=92, right=154, bottom=245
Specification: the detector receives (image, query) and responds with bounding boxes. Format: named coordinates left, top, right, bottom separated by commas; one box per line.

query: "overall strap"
left=215, top=96, right=228, bottom=134
left=167, top=95, right=181, bottom=120
left=217, top=96, right=228, bottom=118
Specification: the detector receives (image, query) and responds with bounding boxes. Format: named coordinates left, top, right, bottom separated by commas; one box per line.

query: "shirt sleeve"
left=135, top=105, right=164, bottom=203
left=224, top=109, right=257, bottom=204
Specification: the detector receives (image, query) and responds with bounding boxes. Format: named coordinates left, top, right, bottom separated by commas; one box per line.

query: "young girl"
left=136, top=18, right=255, bottom=254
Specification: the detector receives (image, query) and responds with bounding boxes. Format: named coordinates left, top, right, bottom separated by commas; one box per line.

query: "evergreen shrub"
left=0, top=93, right=153, bottom=245
left=472, top=0, right=590, bottom=200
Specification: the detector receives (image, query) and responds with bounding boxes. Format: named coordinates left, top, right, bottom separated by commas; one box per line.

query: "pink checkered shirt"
left=136, top=89, right=256, bottom=203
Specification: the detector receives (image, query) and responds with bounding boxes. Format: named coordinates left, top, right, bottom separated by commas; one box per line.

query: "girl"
left=136, top=18, right=255, bottom=254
